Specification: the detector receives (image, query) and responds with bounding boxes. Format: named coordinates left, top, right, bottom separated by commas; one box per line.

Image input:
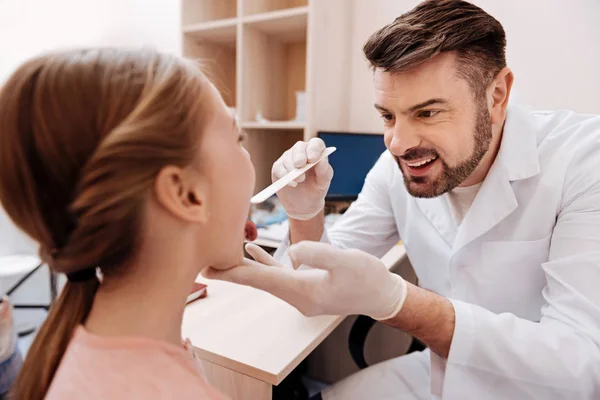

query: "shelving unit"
left=182, top=19, right=238, bottom=44
left=243, top=7, right=308, bottom=33
left=240, top=14, right=306, bottom=124
left=240, top=121, right=305, bottom=130
left=181, top=0, right=311, bottom=193
left=242, top=0, right=308, bottom=16
left=182, top=0, right=238, bottom=24
left=181, top=0, right=354, bottom=194
left=182, top=15, right=237, bottom=107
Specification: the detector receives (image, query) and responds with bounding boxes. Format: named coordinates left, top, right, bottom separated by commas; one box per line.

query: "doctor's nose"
left=387, top=124, right=421, bottom=157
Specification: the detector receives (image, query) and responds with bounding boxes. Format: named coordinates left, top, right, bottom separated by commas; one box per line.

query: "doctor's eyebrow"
left=374, top=104, right=393, bottom=114
left=375, top=98, right=449, bottom=115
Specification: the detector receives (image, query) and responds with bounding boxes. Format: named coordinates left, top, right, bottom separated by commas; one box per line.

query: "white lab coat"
left=276, top=105, right=600, bottom=399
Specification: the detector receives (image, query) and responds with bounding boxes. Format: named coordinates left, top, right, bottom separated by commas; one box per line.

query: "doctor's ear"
left=153, top=166, right=209, bottom=224
left=488, top=67, right=514, bottom=125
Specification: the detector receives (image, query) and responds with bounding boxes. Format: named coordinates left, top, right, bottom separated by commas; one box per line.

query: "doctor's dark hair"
left=0, top=49, right=209, bottom=399
left=363, top=0, right=507, bottom=98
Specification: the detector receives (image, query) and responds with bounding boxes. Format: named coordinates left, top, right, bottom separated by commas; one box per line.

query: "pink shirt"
left=46, top=326, right=226, bottom=399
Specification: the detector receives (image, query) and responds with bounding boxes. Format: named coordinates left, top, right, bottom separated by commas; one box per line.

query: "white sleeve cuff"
left=447, top=299, right=476, bottom=367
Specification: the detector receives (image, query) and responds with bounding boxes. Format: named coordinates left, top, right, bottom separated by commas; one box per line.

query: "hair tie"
left=67, top=268, right=98, bottom=283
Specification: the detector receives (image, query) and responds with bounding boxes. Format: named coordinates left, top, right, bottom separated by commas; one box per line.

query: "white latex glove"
left=204, top=242, right=408, bottom=320
left=272, top=138, right=333, bottom=220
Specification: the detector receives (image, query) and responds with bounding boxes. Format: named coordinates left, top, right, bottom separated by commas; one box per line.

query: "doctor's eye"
left=417, top=110, right=440, bottom=119
left=380, top=113, right=395, bottom=125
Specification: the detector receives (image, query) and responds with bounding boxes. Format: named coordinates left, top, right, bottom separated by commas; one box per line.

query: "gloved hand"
left=272, top=138, right=333, bottom=220
left=204, top=242, right=408, bottom=320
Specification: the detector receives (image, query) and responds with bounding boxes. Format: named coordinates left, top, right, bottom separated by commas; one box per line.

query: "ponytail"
left=10, top=279, right=98, bottom=399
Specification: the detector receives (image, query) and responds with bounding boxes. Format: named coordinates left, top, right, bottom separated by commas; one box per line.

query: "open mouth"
left=245, top=219, right=258, bottom=241
left=403, top=156, right=439, bottom=176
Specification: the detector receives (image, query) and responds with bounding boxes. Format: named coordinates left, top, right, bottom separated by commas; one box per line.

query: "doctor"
left=206, top=0, right=600, bottom=399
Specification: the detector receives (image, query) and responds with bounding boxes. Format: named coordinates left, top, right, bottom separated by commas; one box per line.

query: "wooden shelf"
left=242, top=0, right=308, bottom=17
left=243, top=129, right=303, bottom=194
left=182, top=34, right=237, bottom=107
left=182, top=0, right=237, bottom=25
left=243, top=7, right=308, bottom=43
left=241, top=121, right=305, bottom=130
left=183, top=18, right=238, bottom=45
left=240, top=17, right=307, bottom=123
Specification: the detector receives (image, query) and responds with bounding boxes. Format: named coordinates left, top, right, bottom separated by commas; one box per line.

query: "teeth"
left=406, top=157, right=437, bottom=167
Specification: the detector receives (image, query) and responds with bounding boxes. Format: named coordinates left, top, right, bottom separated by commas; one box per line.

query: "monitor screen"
left=318, top=132, right=387, bottom=200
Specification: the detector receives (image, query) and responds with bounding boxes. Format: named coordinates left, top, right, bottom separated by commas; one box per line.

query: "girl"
left=0, top=48, right=256, bottom=399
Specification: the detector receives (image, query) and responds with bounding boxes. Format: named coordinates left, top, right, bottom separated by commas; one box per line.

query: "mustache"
left=397, top=148, right=439, bottom=162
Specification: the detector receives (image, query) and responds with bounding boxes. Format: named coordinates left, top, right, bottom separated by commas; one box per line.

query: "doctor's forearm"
left=289, top=211, right=325, bottom=244
left=383, top=283, right=455, bottom=358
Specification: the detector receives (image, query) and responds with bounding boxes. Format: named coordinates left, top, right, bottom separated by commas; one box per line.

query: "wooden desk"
left=182, top=244, right=407, bottom=400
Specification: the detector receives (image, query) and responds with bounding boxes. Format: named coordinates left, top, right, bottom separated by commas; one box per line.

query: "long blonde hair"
left=0, top=48, right=210, bottom=399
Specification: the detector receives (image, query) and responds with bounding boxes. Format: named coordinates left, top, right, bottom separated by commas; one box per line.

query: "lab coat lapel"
left=452, top=160, right=517, bottom=252
left=415, top=196, right=457, bottom=246
left=453, top=105, right=541, bottom=253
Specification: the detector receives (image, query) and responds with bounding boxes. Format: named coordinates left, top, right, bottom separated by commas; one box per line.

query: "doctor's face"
left=375, top=52, right=492, bottom=198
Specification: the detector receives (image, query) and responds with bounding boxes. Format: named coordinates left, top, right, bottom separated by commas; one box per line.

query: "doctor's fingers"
left=290, top=141, right=310, bottom=185
left=274, top=149, right=293, bottom=177
left=245, top=243, right=283, bottom=267
left=272, top=149, right=305, bottom=187
left=288, top=241, right=346, bottom=271
left=306, top=138, right=326, bottom=163
left=313, top=158, right=333, bottom=187
left=291, top=140, right=313, bottom=168
left=272, top=150, right=293, bottom=182
left=203, top=260, right=307, bottom=300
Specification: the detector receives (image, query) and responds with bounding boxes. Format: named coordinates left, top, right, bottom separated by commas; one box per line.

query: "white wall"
left=0, top=0, right=182, bottom=85
left=347, top=0, right=421, bottom=133
left=347, top=0, right=600, bottom=133
left=0, top=0, right=182, bottom=256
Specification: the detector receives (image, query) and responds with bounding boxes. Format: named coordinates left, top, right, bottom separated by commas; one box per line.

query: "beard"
left=397, top=102, right=492, bottom=198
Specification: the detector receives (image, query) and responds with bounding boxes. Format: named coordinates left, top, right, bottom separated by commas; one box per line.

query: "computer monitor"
left=318, top=131, right=387, bottom=201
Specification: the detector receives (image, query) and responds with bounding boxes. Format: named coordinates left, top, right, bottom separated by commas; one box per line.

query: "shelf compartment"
left=243, top=6, right=308, bottom=43
left=243, top=128, right=304, bottom=193
left=182, top=0, right=238, bottom=25
left=183, top=35, right=237, bottom=107
left=182, top=19, right=237, bottom=45
left=240, top=23, right=307, bottom=124
left=242, top=0, right=308, bottom=16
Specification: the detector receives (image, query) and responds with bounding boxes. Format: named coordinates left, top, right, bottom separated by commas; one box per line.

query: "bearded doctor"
left=205, top=0, right=600, bottom=399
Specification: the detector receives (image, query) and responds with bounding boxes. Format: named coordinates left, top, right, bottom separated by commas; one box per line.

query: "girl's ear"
left=154, top=166, right=209, bottom=223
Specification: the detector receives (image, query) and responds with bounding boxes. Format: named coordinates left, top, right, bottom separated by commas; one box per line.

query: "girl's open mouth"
left=245, top=219, right=258, bottom=241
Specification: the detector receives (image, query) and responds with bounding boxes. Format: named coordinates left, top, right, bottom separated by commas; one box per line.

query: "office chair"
left=303, top=316, right=427, bottom=400
left=348, top=315, right=426, bottom=370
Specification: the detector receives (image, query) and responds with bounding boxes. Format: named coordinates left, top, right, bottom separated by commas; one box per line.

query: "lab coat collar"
left=453, top=105, right=541, bottom=251
left=497, top=105, right=541, bottom=181
left=415, top=105, right=541, bottom=251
